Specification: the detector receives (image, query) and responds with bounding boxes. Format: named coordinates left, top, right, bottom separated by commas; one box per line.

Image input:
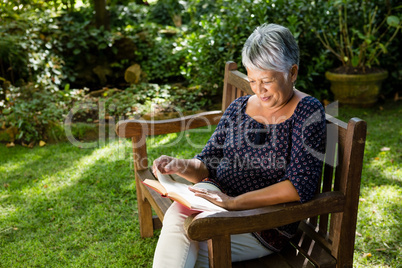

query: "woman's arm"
left=190, top=179, right=300, bottom=210
left=153, top=156, right=209, bottom=184
left=231, top=180, right=300, bottom=209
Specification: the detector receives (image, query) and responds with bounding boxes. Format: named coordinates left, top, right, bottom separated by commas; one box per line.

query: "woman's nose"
left=257, top=83, right=266, bottom=94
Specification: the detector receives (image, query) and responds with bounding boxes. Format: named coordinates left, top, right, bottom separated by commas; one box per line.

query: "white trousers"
left=152, top=183, right=273, bottom=268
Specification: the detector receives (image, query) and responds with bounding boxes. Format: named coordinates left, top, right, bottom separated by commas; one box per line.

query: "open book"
left=142, top=170, right=227, bottom=212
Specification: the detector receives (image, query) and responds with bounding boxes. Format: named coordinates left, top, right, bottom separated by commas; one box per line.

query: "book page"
left=142, top=179, right=167, bottom=196
left=156, top=170, right=227, bottom=212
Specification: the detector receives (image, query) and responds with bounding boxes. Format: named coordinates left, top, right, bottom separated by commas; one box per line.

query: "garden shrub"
left=0, top=81, right=208, bottom=143
left=147, top=0, right=186, bottom=26
left=0, top=84, right=74, bottom=143
left=0, top=8, right=68, bottom=91
left=0, top=19, right=30, bottom=86
left=181, top=0, right=400, bottom=100
left=128, top=23, right=187, bottom=84
left=181, top=0, right=336, bottom=100
left=52, top=3, right=186, bottom=87
left=1, top=0, right=401, bottom=144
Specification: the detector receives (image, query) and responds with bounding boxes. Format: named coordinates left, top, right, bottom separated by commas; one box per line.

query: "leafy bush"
left=147, top=0, right=185, bottom=26
left=52, top=3, right=186, bottom=87
left=0, top=81, right=209, bottom=143
left=52, top=9, right=125, bottom=88
left=1, top=0, right=401, bottom=146
left=0, top=7, right=67, bottom=90
left=0, top=19, right=30, bottom=85
left=181, top=0, right=335, bottom=100
left=128, top=23, right=187, bottom=84
left=100, top=83, right=210, bottom=120
left=0, top=84, right=77, bottom=143
left=109, top=2, right=149, bottom=30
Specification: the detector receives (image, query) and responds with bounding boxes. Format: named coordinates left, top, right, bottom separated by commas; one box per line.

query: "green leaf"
left=67, top=42, right=74, bottom=49
left=351, top=56, right=359, bottom=67
left=379, top=43, right=387, bottom=54
left=387, top=16, right=400, bottom=27
left=73, top=49, right=81, bottom=55
left=98, top=43, right=107, bottom=50
left=354, top=30, right=366, bottom=40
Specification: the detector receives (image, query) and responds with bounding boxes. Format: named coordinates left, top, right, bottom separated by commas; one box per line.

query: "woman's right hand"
left=152, top=155, right=182, bottom=176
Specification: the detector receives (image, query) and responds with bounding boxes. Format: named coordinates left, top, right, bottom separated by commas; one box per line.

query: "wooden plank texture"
left=208, top=235, right=232, bottom=268
left=222, top=61, right=238, bottom=111
left=233, top=253, right=293, bottom=268
left=116, top=111, right=223, bottom=138
left=227, top=70, right=253, bottom=95
left=290, top=229, right=336, bottom=267
left=185, top=192, right=345, bottom=241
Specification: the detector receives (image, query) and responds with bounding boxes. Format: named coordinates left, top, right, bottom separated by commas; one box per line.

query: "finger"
left=164, top=162, right=173, bottom=172
left=153, top=156, right=170, bottom=174
left=164, top=158, right=181, bottom=173
left=189, top=186, right=202, bottom=192
left=189, top=187, right=210, bottom=196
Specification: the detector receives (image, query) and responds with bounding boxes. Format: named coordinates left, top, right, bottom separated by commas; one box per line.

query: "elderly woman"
left=152, top=23, right=326, bottom=267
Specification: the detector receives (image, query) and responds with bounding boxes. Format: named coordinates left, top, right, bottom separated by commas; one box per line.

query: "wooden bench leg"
left=208, top=235, right=231, bottom=268
left=136, top=178, right=154, bottom=238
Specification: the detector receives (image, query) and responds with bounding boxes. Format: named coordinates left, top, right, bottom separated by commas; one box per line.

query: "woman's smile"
left=260, top=95, right=272, bottom=102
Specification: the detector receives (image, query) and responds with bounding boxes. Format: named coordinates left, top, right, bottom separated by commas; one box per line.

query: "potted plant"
left=316, top=1, right=401, bottom=106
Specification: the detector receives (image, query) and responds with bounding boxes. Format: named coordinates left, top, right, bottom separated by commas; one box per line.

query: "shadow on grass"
left=0, top=127, right=215, bottom=267
left=0, top=144, right=93, bottom=192
left=0, top=141, right=159, bottom=267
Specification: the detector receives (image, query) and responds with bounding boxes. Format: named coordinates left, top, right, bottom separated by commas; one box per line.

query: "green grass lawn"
left=0, top=100, right=401, bottom=267
left=336, top=100, right=401, bottom=268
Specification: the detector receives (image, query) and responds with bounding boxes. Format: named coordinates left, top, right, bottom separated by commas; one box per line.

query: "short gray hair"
left=242, top=23, right=299, bottom=77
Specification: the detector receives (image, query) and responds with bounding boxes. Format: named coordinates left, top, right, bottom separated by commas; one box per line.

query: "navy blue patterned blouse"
left=195, top=95, right=326, bottom=252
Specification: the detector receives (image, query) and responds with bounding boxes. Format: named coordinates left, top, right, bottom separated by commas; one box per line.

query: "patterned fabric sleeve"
left=194, top=97, right=244, bottom=179
left=279, top=97, right=326, bottom=203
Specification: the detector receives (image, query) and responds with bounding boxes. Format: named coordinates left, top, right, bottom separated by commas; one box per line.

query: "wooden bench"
left=116, top=61, right=367, bottom=268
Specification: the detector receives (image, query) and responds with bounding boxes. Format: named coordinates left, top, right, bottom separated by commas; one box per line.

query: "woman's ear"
left=290, top=64, right=298, bottom=83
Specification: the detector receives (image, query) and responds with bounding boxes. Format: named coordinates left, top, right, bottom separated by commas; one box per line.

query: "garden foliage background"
left=0, top=0, right=401, bottom=144
left=1, top=1, right=401, bottom=267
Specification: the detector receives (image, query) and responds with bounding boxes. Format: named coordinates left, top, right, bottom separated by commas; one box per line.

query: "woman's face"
left=247, top=66, right=297, bottom=110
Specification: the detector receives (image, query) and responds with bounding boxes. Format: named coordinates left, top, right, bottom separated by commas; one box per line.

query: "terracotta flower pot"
left=325, top=70, right=388, bottom=107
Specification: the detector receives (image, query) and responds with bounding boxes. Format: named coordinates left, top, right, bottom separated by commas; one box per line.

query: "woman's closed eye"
left=249, top=80, right=273, bottom=84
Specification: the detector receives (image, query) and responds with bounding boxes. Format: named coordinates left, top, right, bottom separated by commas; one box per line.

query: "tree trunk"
left=93, top=0, right=109, bottom=30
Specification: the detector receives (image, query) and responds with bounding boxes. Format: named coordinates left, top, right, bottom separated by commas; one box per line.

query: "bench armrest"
left=184, top=191, right=345, bottom=241
left=115, top=110, right=223, bottom=138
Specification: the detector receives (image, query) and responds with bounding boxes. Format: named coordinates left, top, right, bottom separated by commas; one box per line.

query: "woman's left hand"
left=189, top=186, right=236, bottom=210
